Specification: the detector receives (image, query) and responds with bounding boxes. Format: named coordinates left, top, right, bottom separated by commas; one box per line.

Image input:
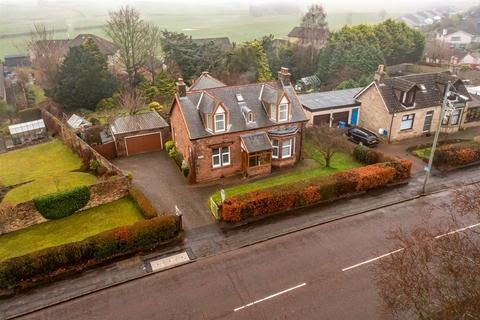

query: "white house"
left=437, top=30, right=479, bottom=49
left=460, top=52, right=480, bottom=65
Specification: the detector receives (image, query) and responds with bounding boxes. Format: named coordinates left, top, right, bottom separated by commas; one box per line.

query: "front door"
left=350, top=108, right=359, bottom=126
left=423, top=111, right=434, bottom=133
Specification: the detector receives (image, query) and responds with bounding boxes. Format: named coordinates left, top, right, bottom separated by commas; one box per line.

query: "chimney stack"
left=374, top=64, right=385, bottom=83
left=176, top=78, right=186, bottom=97
left=278, top=67, right=291, bottom=85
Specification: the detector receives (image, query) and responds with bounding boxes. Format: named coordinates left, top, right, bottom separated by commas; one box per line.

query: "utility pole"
left=422, top=82, right=452, bottom=194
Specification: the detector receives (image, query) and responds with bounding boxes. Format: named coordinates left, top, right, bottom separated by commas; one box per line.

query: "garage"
left=110, top=111, right=170, bottom=157
left=331, top=111, right=350, bottom=126
left=313, top=114, right=330, bottom=126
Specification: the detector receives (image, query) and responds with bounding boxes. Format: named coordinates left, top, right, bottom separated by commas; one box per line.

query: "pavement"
left=3, top=163, right=480, bottom=319
left=12, top=187, right=478, bottom=320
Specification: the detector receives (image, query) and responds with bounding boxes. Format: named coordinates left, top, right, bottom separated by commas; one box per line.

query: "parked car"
left=346, top=127, right=379, bottom=147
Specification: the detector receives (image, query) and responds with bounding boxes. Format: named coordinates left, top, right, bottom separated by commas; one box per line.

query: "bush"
left=33, top=186, right=91, bottom=220
left=433, top=143, right=480, bottom=168
left=89, top=159, right=105, bottom=175
left=353, top=145, right=381, bottom=164
left=129, top=186, right=158, bottom=219
left=148, top=101, right=163, bottom=111
left=165, top=140, right=175, bottom=153
left=181, top=159, right=189, bottom=177
left=220, top=159, right=411, bottom=222
left=0, top=215, right=179, bottom=290
left=168, top=147, right=178, bottom=158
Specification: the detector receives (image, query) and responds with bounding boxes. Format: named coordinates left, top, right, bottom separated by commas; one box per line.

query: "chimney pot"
left=278, top=67, right=291, bottom=85
left=374, top=64, right=385, bottom=83
left=176, top=78, right=186, bottom=97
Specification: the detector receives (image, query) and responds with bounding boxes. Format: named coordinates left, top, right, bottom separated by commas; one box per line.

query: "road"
left=17, top=187, right=478, bottom=320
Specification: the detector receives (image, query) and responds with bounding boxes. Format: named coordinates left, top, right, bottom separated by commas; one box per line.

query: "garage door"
left=125, top=132, right=162, bottom=156
left=332, top=111, right=349, bottom=126
left=313, top=114, right=330, bottom=126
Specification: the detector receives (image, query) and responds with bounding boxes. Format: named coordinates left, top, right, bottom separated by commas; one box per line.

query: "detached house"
left=170, top=68, right=308, bottom=183
left=356, top=65, right=477, bottom=142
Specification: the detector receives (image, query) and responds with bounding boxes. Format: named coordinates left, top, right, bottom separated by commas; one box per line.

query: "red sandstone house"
left=170, top=68, right=308, bottom=183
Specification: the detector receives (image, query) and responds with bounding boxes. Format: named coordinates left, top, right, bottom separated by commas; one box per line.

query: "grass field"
left=2, top=172, right=97, bottom=204
left=0, top=140, right=83, bottom=187
left=211, top=139, right=360, bottom=202
left=0, top=198, right=144, bottom=261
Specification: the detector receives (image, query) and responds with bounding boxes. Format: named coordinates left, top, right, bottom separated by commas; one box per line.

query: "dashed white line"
left=233, top=283, right=307, bottom=312
left=342, top=222, right=480, bottom=272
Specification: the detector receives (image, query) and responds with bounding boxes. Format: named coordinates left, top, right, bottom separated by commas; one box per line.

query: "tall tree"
left=161, top=30, right=201, bottom=81
left=249, top=40, right=273, bottom=82
left=144, top=23, right=163, bottom=83
left=105, top=6, right=149, bottom=87
left=301, top=4, right=328, bottom=29
left=53, top=39, right=117, bottom=110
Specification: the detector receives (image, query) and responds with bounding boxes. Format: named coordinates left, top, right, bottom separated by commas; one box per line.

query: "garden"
left=209, top=127, right=412, bottom=223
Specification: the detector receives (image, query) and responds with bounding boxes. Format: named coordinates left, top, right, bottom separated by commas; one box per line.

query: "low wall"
left=41, top=108, right=123, bottom=176
left=0, top=176, right=130, bottom=235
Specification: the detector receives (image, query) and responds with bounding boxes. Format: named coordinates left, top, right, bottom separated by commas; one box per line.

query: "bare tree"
left=26, top=24, right=64, bottom=91
left=305, top=125, right=352, bottom=167
left=143, top=23, right=163, bottom=83
left=374, top=184, right=480, bottom=319
left=425, top=39, right=454, bottom=64
left=118, top=89, right=146, bottom=115
left=301, top=4, right=328, bottom=29
left=105, top=6, right=149, bottom=87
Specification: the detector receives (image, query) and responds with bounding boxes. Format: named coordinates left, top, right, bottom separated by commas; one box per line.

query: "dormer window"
left=206, top=113, right=212, bottom=130
left=279, top=103, right=288, bottom=121
left=214, top=110, right=225, bottom=132
left=270, top=104, right=277, bottom=121
left=400, top=90, right=416, bottom=108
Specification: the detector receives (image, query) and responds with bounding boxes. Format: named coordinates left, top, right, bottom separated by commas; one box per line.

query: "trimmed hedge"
left=433, top=143, right=480, bottom=168
left=0, top=215, right=179, bottom=290
left=129, top=186, right=158, bottom=219
left=33, top=186, right=91, bottom=220
left=221, top=159, right=411, bottom=222
left=353, top=145, right=381, bottom=164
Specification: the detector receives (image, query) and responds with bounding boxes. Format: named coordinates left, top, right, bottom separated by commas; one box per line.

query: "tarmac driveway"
left=113, top=151, right=218, bottom=230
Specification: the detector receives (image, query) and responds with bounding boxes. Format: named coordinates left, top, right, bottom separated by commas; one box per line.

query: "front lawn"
left=0, top=198, right=144, bottom=261
left=2, top=172, right=97, bottom=204
left=0, top=140, right=83, bottom=186
left=211, top=139, right=360, bottom=203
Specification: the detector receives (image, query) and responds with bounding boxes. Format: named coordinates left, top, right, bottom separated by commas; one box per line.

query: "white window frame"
left=270, top=104, right=277, bottom=121
left=400, top=114, right=415, bottom=131
left=214, top=112, right=225, bottom=132
left=451, top=109, right=461, bottom=125
left=212, top=147, right=230, bottom=168
left=278, top=104, right=288, bottom=122
left=281, top=138, right=293, bottom=159
left=206, top=113, right=212, bottom=130
left=272, top=139, right=279, bottom=159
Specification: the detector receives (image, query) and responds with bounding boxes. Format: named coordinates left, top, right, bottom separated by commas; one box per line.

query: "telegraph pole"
left=422, top=82, right=452, bottom=195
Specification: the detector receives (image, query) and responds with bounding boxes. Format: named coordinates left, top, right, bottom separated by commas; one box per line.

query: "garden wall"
left=0, top=176, right=130, bottom=235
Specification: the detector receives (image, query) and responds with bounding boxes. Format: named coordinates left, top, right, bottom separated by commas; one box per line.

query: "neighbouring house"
left=110, top=111, right=170, bottom=157
left=436, top=30, right=479, bottom=49
left=287, top=26, right=329, bottom=50
left=460, top=52, right=480, bottom=66
left=355, top=65, right=477, bottom=142
left=169, top=67, right=308, bottom=183
left=299, top=88, right=362, bottom=128
left=191, top=37, right=233, bottom=51
left=8, top=119, right=47, bottom=146
left=189, top=71, right=227, bottom=91
left=30, top=34, right=120, bottom=67
left=3, top=54, right=31, bottom=71
left=294, top=75, right=321, bottom=92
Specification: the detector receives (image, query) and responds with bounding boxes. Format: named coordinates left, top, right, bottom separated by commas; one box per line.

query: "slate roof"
left=4, top=54, right=31, bottom=68
left=300, top=87, right=362, bottom=111
left=361, top=72, right=472, bottom=114
left=176, top=77, right=308, bottom=140
left=36, top=34, right=118, bottom=57
left=240, top=132, right=272, bottom=153
left=192, top=37, right=232, bottom=50
left=110, top=111, right=169, bottom=135
left=189, top=72, right=227, bottom=91
left=288, top=26, right=329, bottom=40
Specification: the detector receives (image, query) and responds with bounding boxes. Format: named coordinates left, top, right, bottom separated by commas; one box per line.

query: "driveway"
left=113, top=151, right=218, bottom=230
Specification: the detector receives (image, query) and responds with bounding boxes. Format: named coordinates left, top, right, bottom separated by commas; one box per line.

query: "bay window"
left=272, top=139, right=279, bottom=159
left=281, top=138, right=293, bottom=158
left=212, top=147, right=230, bottom=168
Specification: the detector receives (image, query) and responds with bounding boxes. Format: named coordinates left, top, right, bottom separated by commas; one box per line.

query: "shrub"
left=0, top=215, right=179, bottom=290
left=129, top=186, right=158, bottom=219
left=33, top=186, right=91, bottom=219
left=165, top=140, right=175, bottom=153
left=349, top=164, right=396, bottom=191
left=148, top=101, right=163, bottom=111
left=181, top=159, right=189, bottom=177
left=89, top=159, right=104, bottom=175
left=353, top=145, right=381, bottom=164
left=168, top=147, right=178, bottom=158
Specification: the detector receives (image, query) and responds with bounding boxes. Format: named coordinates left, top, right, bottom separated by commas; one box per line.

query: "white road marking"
left=342, top=222, right=480, bottom=272
left=233, top=283, right=307, bottom=312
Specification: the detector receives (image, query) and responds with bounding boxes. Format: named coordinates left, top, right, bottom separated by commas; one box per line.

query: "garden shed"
left=110, top=111, right=170, bottom=157
left=8, top=119, right=47, bottom=145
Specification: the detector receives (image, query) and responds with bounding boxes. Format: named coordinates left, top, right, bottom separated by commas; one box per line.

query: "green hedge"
left=33, top=186, right=91, bottom=220
left=129, top=186, right=158, bottom=219
left=0, top=215, right=180, bottom=290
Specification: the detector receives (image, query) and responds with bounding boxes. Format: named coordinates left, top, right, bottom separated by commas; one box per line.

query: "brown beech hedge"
left=221, top=159, right=412, bottom=222
left=0, top=215, right=180, bottom=290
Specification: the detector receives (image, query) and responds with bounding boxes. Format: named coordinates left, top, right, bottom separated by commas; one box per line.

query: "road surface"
left=17, top=187, right=478, bottom=320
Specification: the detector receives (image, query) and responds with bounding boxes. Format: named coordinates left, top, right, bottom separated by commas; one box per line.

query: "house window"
left=270, top=104, right=277, bottom=121
left=451, top=109, right=461, bottom=125
left=466, top=107, right=480, bottom=123
left=248, top=151, right=271, bottom=167
left=272, top=139, right=279, bottom=159
left=400, top=114, right=415, bottom=131
left=278, top=104, right=288, bottom=121
left=281, top=138, right=293, bottom=158
left=442, top=114, right=450, bottom=125
left=212, top=147, right=230, bottom=168
left=206, top=114, right=212, bottom=130
left=214, top=113, right=225, bottom=132
left=451, top=36, right=461, bottom=41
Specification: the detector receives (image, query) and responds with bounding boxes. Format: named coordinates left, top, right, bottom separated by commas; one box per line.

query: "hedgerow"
left=33, top=186, right=91, bottom=219
left=129, top=186, right=158, bottom=219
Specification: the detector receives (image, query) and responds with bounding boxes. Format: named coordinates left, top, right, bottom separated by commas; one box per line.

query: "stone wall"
left=357, top=84, right=393, bottom=140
